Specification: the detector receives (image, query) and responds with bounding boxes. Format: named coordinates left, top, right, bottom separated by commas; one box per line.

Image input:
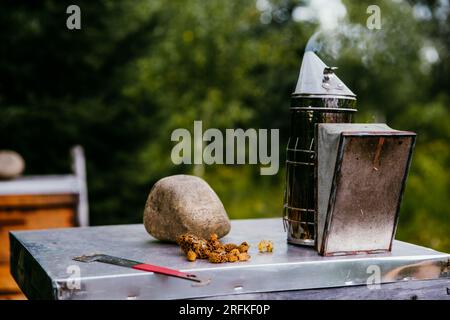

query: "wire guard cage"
left=283, top=132, right=316, bottom=245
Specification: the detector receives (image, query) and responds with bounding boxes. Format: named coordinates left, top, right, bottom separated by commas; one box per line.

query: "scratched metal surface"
left=10, top=218, right=449, bottom=300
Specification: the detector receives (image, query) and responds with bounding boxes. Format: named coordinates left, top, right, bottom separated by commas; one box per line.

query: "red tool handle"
left=132, top=263, right=203, bottom=283
left=133, top=263, right=188, bottom=277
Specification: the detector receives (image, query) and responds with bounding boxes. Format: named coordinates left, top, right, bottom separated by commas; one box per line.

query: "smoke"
left=296, top=1, right=400, bottom=68
left=292, top=0, right=347, bottom=30
left=304, top=32, right=323, bottom=54
left=304, top=25, right=391, bottom=67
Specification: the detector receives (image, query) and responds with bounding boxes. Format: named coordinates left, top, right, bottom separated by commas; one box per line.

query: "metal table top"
left=10, top=218, right=449, bottom=300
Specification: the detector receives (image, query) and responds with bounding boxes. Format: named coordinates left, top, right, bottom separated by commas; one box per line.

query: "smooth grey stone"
left=143, top=174, right=231, bottom=242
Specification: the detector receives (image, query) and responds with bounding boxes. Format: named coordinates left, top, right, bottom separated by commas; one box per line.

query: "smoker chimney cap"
left=292, top=51, right=356, bottom=100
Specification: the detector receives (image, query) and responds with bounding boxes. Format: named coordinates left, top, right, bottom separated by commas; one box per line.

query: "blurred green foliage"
left=0, top=0, right=448, bottom=251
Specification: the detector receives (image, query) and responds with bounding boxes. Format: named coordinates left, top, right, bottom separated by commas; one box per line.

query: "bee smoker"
left=283, top=51, right=357, bottom=246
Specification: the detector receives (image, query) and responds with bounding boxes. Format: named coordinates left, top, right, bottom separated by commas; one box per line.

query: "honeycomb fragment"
left=176, top=233, right=210, bottom=259
left=210, top=233, right=218, bottom=242
left=177, top=233, right=251, bottom=263
left=238, top=242, right=249, bottom=253
left=224, top=243, right=238, bottom=252
left=238, top=252, right=250, bottom=261
left=258, top=240, right=274, bottom=253
left=229, top=248, right=240, bottom=256
left=186, top=250, right=197, bottom=262
left=208, top=251, right=228, bottom=263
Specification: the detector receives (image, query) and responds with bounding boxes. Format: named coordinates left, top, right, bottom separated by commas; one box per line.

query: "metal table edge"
left=9, top=231, right=59, bottom=300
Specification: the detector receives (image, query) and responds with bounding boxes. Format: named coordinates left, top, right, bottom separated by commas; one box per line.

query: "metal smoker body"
left=283, top=51, right=357, bottom=246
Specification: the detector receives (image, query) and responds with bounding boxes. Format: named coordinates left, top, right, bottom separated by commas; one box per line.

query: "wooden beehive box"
left=0, top=146, right=88, bottom=299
